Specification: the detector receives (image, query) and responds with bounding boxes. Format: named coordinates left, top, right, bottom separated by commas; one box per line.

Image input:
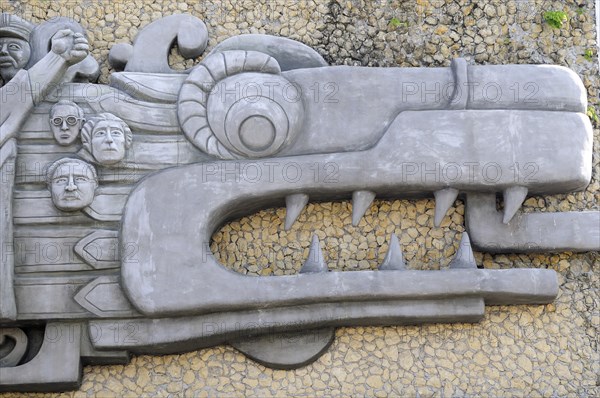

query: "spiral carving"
left=0, top=328, right=28, bottom=367
left=178, top=51, right=304, bottom=159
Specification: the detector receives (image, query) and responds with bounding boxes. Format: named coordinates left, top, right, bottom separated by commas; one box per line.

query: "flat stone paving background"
left=1, top=0, right=599, bottom=396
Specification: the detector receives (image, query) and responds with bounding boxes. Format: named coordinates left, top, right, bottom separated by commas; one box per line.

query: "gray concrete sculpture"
left=0, top=13, right=90, bottom=324
left=26, top=16, right=99, bottom=83
left=49, top=100, right=85, bottom=146
left=46, top=158, right=98, bottom=212
left=0, top=13, right=598, bottom=392
left=78, top=113, right=132, bottom=166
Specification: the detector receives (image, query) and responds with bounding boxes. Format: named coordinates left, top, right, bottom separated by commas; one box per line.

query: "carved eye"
left=75, top=176, right=89, bottom=182
left=111, top=130, right=123, bottom=136
left=66, top=116, right=78, bottom=125
left=51, top=117, right=63, bottom=126
left=94, top=130, right=106, bottom=137
left=8, top=43, right=21, bottom=51
left=53, top=177, right=68, bottom=185
left=178, top=51, right=303, bottom=159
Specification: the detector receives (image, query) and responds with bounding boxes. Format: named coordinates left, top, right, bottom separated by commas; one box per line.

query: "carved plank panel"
left=15, top=136, right=207, bottom=184
left=15, top=273, right=138, bottom=320
left=13, top=228, right=119, bottom=273
left=15, top=275, right=98, bottom=319
left=73, top=230, right=120, bottom=269
left=13, top=187, right=131, bottom=224
left=88, top=93, right=180, bottom=133
left=82, top=186, right=131, bottom=221
left=73, top=275, right=138, bottom=317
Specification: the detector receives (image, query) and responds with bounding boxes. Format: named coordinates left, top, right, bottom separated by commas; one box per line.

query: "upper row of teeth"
left=284, top=187, right=528, bottom=230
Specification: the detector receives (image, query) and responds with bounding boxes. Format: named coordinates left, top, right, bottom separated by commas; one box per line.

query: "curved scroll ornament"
left=177, top=51, right=305, bottom=159
left=0, top=328, right=28, bottom=367
left=109, top=14, right=208, bottom=73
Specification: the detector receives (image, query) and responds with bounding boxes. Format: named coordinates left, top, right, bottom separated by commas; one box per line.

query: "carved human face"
left=50, top=161, right=97, bottom=211
left=91, top=120, right=127, bottom=165
left=49, top=104, right=83, bottom=146
left=0, top=37, right=30, bottom=82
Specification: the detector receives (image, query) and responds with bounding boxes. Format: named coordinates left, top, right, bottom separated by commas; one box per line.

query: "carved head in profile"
left=81, top=113, right=132, bottom=166
left=49, top=100, right=85, bottom=146
left=0, top=13, right=33, bottom=82
left=46, top=158, right=98, bottom=212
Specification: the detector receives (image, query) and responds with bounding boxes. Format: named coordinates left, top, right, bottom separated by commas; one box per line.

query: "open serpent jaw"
left=122, top=52, right=590, bottom=325
left=121, top=143, right=561, bottom=318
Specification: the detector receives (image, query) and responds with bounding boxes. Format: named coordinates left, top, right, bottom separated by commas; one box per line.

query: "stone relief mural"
left=0, top=12, right=597, bottom=392
left=48, top=100, right=85, bottom=146
left=46, top=158, right=98, bottom=212
left=78, top=113, right=132, bottom=166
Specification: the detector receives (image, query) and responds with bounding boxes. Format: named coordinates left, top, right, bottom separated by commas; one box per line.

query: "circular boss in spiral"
left=177, top=51, right=305, bottom=159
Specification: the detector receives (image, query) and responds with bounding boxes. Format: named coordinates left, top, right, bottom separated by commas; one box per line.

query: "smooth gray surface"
left=177, top=50, right=591, bottom=160
left=229, top=328, right=336, bottom=370
left=108, top=14, right=208, bottom=73
left=122, top=134, right=564, bottom=312
left=0, top=323, right=82, bottom=392
left=210, top=34, right=328, bottom=71
left=0, top=141, right=17, bottom=322
left=90, top=298, right=488, bottom=353
left=1, top=12, right=597, bottom=391
left=0, top=328, right=28, bottom=366
left=466, top=193, right=600, bottom=252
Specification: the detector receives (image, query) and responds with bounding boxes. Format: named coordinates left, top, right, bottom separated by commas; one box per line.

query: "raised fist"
left=51, top=29, right=89, bottom=65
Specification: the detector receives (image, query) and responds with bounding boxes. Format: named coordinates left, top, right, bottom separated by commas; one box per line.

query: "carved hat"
left=0, top=13, right=34, bottom=41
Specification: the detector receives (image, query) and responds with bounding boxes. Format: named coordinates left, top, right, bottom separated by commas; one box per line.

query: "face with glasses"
left=49, top=103, right=84, bottom=146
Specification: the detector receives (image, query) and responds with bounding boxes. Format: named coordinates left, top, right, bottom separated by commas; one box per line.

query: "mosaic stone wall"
left=1, top=0, right=598, bottom=396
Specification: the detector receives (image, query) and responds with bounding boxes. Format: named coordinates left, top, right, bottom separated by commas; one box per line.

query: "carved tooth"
left=433, top=188, right=459, bottom=227
left=352, top=190, right=376, bottom=226
left=284, top=193, right=309, bottom=230
left=448, top=232, right=478, bottom=269
left=502, top=186, right=528, bottom=224
left=379, top=233, right=406, bottom=270
left=300, top=235, right=328, bottom=273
